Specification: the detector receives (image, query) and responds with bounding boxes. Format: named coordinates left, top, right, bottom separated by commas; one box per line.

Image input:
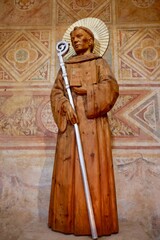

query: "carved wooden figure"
left=48, top=18, right=119, bottom=238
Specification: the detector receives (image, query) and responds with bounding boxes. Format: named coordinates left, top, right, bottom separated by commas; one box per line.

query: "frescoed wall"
left=0, top=0, right=160, bottom=239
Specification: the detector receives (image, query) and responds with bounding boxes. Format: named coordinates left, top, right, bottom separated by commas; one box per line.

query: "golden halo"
left=63, top=17, right=109, bottom=59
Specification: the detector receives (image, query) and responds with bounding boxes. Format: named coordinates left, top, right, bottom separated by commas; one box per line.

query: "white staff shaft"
left=57, top=42, right=98, bottom=239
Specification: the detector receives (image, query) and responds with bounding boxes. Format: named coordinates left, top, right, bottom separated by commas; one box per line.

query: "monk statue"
left=48, top=18, right=119, bottom=237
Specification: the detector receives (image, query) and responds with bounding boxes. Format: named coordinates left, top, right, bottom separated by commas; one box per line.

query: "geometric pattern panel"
left=0, top=0, right=52, bottom=26
left=109, top=89, right=160, bottom=145
left=117, top=27, right=160, bottom=82
left=0, top=30, right=51, bottom=84
left=116, top=0, right=160, bottom=24
left=56, top=0, right=112, bottom=24
left=129, top=93, right=160, bottom=141
left=109, top=94, right=140, bottom=137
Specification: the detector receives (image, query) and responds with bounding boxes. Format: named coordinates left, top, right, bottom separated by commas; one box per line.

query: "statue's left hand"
left=72, top=86, right=87, bottom=95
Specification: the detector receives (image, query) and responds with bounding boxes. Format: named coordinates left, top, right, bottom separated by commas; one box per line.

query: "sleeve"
left=86, top=58, right=119, bottom=119
left=50, top=69, right=70, bottom=132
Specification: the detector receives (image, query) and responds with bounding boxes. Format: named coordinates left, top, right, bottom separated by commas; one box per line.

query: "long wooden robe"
left=48, top=53, right=119, bottom=236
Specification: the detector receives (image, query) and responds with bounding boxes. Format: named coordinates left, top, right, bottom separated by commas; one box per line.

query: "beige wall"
left=0, top=0, right=160, bottom=239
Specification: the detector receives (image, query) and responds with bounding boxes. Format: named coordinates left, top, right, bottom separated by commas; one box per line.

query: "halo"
left=63, top=17, right=109, bottom=59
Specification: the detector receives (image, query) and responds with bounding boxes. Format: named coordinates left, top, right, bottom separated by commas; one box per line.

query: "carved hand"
left=62, top=102, right=78, bottom=125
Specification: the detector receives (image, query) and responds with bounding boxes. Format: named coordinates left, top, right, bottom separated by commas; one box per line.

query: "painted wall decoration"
left=0, top=0, right=160, bottom=239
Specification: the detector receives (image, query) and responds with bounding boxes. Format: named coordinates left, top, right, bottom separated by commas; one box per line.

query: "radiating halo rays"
left=63, top=17, right=109, bottom=59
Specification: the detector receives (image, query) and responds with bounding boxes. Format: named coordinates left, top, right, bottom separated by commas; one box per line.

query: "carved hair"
left=70, top=26, right=94, bottom=40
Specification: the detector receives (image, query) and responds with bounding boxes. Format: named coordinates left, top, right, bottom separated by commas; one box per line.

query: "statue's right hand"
left=62, top=102, right=78, bottom=125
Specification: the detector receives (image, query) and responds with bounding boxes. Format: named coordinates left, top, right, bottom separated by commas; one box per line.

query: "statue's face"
left=71, top=28, right=93, bottom=55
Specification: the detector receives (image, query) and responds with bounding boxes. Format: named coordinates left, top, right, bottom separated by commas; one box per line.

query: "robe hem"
left=48, top=224, right=119, bottom=237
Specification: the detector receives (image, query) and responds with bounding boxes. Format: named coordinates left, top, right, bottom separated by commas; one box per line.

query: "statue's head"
left=70, top=26, right=94, bottom=55
left=63, top=18, right=109, bottom=59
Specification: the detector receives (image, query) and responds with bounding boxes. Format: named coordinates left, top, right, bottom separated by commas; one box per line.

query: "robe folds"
left=48, top=53, right=119, bottom=236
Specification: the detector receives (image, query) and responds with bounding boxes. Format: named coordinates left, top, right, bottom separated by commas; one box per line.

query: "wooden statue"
left=48, top=18, right=119, bottom=238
